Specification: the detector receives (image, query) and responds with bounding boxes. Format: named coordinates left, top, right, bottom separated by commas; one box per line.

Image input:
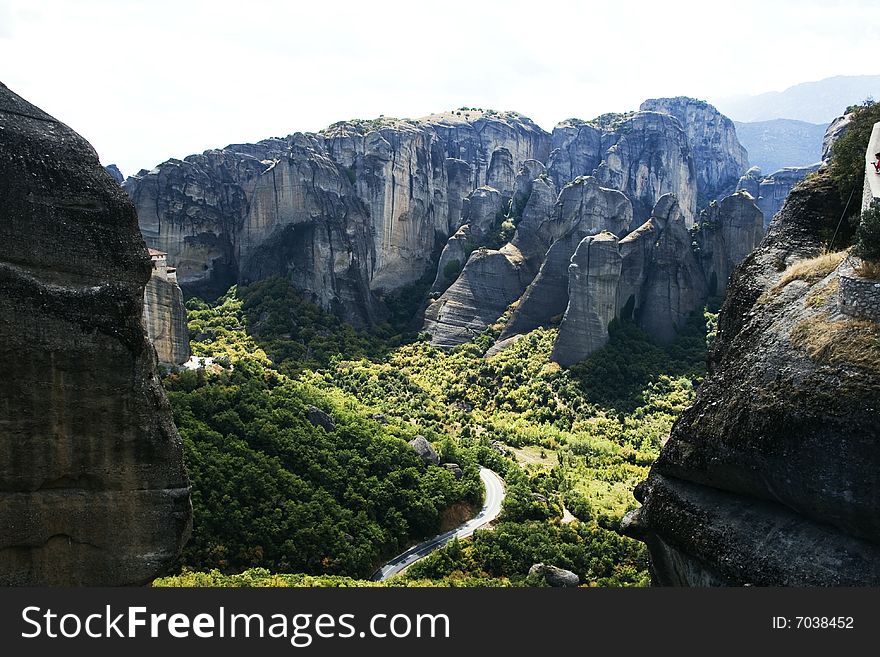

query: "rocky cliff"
left=547, top=111, right=698, bottom=226
left=424, top=174, right=632, bottom=348
left=125, top=110, right=550, bottom=326
left=0, top=82, right=192, bottom=585
left=622, top=172, right=880, bottom=585
left=641, top=98, right=749, bottom=207
left=143, top=263, right=191, bottom=365
left=548, top=190, right=764, bottom=365
left=736, top=165, right=820, bottom=226
left=126, top=99, right=754, bottom=345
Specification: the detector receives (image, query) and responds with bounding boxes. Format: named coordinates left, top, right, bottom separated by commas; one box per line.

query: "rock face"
left=143, top=252, right=191, bottom=365
left=551, top=232, right=622, bottom=366
left=127, top=98, right=754, bottom=351
left=425, top=176, right=631, bottom=347
left=822, top=113, right=852, bottom=163
left=641, top=98, right=749, bottom=206
left=736, top=165, right=820, bottom=226
left=549, top=112, right=698, bottom=226
left=637, top=199, right=708, bottom=344
left=125, top=110, right=550, bottom=326
left=695, top=192, right=765, bottom=296
left=105, top=163, right=124, bottom=184
left=550, top=192, right=764, bottom=365
left=0, top=82, right=191, bottom=585
left=623, top=172, right=880, bottom=585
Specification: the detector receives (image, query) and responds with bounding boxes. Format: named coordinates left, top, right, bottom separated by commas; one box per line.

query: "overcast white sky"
left=1, top=0, right=876, bottom=175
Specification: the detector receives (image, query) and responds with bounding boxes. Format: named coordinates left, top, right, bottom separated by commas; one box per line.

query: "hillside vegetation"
left=161, top=277, right=714, bottom=586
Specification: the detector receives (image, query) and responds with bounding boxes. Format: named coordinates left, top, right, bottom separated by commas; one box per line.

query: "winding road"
left=370, top=467, right=505, bottom=581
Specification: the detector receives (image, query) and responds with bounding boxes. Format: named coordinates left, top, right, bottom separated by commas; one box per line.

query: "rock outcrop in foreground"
left=0, top=82, right=192, bottom=585
left=623, top=173, right=880, bottom=585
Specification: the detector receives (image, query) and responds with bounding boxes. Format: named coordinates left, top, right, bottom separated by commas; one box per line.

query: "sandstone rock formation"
left=143, top=250, right=191, bottom=365
left=126, top=98, right=754, bottom=351
left=548, top=112, right=698, bottom=226
left=125, top=110, right=551, bottom=325
left=822, top=113, right=852, bottom=163
left=695, top=192, right=765, bottom=296
left=636, top=199, right=708, bottom=344
left=623, top=172, right=880, bottom=585
left=549, top=191, right=764, bottom=365
left=0, top=82, right=191, bottom=585
left=641, top=97, right=749, bottom=206
left=425, top=176, right=631, bottom=347
left=551, top=232, right=622, bottom=366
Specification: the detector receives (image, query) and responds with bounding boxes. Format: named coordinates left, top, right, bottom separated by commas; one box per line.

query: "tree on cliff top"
left=829, top=100, right=880, bottom=213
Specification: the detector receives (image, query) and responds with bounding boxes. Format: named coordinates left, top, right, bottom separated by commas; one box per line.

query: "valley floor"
left=158, top=277, right=716, bottom=587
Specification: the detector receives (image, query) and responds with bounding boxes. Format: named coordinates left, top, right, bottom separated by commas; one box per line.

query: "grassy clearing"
left=790, top=313, right=880, bottom=373
left=508, top=444, right=559, bottom=470
left=772, top=251, right=847, bottom=292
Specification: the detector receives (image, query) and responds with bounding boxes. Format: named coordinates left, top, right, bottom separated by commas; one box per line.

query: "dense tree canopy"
left=165, top=277, right=712, bottom=585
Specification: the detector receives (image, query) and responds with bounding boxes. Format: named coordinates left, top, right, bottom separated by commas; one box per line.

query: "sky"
left=1, top=0, right=877, bottom=176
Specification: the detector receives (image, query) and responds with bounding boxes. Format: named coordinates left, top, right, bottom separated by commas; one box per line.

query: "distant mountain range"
left=734, top=119, right=826, bottom=173
left=714, top=75, right=880, bottom=123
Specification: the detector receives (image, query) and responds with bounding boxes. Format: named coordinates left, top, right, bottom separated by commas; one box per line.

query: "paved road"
left=371, top=467, right=504, bottom=581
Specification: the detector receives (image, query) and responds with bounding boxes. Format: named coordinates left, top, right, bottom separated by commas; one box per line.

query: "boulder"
left=443, top=463, right=463, bottom=479
left=306, top=405, right=336, bottom=432
left=409, top=436, right=440, bottom=465
left=528, top=563, right=580, bottom=587
left=0, top=82, right=191, bottom=585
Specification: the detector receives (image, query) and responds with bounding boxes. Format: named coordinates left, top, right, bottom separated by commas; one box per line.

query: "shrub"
left=854, top=204, right=880, bottom=262
left=443, top=258, right=462, bottom=281
left=829, top=100, right=880, bottom=211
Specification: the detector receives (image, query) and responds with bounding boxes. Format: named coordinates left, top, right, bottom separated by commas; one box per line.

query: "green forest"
left=158, top=276, right=715, bottom=587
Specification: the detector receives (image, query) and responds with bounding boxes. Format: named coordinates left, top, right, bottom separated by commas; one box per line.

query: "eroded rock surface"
left=143, top=252, right=190, bottom=365
left=623, top=173, right=880, bottom=585
left=125, top=110, right=551, bottom=325
left=0, top=82, right=191, bottom=585
left=641, top=97, right=748, bottom=206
